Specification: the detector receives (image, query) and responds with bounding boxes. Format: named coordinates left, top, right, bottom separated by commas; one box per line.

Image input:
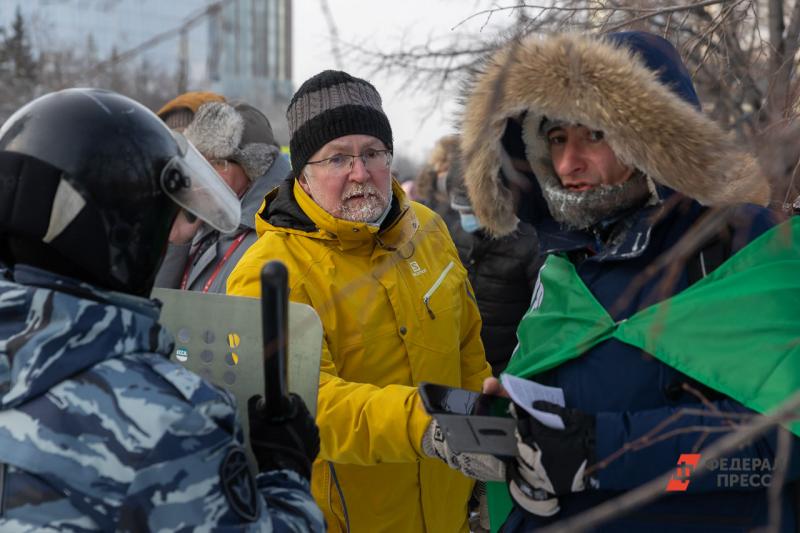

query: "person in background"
left=154, top=93, right=290, bottom=293
left=414, top=134, right=460, bottom=226
left=446, top=152, right=541, bottom=375
left=400, top=178, right=417, bottom=201
left=155, top=90, right=226, bottom=132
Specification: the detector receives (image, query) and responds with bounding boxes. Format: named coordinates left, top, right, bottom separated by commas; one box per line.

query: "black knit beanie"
left=286, top=70, right=393, bottom=177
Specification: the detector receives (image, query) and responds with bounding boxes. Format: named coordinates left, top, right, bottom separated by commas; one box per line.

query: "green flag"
left=489, top=217, right=800, bottom=531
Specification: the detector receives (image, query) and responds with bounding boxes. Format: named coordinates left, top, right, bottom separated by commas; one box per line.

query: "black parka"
left=450, top=220, right=541, bottom=375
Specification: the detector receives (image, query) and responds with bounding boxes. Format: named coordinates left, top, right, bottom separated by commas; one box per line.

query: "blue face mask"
left=369, top=186, right=394, bottom=227
left=459, top=212, right=483, bottom=234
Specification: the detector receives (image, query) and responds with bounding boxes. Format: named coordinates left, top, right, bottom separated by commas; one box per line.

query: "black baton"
left=260, top=261, right=290, bottom=418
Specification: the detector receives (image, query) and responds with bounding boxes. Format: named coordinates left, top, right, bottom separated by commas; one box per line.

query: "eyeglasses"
left=306, top=149, right=392, bottom=177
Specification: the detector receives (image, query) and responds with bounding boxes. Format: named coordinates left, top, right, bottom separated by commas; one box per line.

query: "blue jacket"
left=504, top=199, right=800, bottom=532
left=0, top=265, right=324, bottom=532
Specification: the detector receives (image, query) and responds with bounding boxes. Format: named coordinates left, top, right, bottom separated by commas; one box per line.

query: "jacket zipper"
left=328, top=462, right=350, bottom=533
left=423, top=261, right=455, bottom=319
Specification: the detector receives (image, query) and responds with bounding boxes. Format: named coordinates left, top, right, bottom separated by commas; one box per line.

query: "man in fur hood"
left=461, top=31, right=800, bottom=531
left=154, top=95, right=290, bottom=293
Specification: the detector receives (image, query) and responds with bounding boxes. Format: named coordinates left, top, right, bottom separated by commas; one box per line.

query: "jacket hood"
left=239, top=153, right=290, bottom=229
left=189, top=153, right=290, bottom=247
left=0, top=266, right=172, bottom=409
left=255, top=178, right=419, bottom=252
left=461, top=31, right=770, bottom=238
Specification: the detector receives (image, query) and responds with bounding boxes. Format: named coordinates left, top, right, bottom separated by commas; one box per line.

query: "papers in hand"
left=500, top=374, right=566, bottom=430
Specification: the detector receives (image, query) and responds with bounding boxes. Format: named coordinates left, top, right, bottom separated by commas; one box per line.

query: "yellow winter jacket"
left=227, top=178, right=491, bottom=532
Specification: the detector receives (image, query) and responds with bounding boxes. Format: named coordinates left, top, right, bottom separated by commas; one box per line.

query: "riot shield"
left=151, top=288, right=323, bottom=448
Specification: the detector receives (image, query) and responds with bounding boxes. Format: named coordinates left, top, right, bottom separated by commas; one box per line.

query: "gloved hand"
left=248, top=394, right=320, bottom=480
left=507, top=467, right=561, bottom=517
left=508, top=401, right=597, bottom=515
left=421, top=418, right=506, bottom=482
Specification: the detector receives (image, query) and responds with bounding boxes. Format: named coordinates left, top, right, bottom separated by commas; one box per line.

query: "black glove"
left=512, top=401, right=596, bottom=498
left=248, top=393, right=320, bottom=479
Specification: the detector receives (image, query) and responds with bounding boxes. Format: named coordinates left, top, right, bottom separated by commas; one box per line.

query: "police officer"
left=0, top=88, right=324, bottom=531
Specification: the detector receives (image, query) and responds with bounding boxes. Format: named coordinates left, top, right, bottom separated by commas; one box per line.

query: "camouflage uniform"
left=0, top=265, right=324, bottom=532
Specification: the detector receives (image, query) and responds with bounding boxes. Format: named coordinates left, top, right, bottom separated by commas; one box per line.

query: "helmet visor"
left=161, top=131, right=241, bottom=233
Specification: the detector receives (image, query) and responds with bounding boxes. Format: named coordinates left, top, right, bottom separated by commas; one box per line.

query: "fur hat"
left=460, top=32, right=771, bottom=237
left=183, top=101, right=280, bottom=181
left=157, top=91, right=226, bottom=131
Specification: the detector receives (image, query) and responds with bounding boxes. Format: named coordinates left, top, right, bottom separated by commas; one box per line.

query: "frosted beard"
left=537, top=170, right=652, bottom=230
left=338, top=181, right=391, bottom=223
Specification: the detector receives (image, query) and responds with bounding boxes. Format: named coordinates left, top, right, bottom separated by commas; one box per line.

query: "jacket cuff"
left=408, top=392, right=433, bottom=457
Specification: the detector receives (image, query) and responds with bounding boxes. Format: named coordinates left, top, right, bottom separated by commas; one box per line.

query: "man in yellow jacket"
left=227, top=70, right=495, bottom=532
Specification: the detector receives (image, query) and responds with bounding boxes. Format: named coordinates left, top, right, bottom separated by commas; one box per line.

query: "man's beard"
left=538, top=171, right=652, bottom=230
left=339, top=182, right=390, bottom=222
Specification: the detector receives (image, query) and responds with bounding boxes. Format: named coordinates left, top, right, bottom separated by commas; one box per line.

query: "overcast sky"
left=292, top=0, right=506, bottom=163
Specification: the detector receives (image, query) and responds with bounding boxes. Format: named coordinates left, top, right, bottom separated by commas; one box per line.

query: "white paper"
left=500, top=374, right=566, bottom=429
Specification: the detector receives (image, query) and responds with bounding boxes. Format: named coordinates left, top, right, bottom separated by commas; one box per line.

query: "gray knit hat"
left=183, top=101, right=280, bottom=181
left=286, top=70, right=393, bottom=177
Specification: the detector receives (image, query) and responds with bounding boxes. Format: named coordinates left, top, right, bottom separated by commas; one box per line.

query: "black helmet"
left=0, top=88, right=240, bottom=295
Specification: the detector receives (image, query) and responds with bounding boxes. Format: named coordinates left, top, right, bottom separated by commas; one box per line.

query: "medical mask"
left=459, top=212, right=483, bottom=234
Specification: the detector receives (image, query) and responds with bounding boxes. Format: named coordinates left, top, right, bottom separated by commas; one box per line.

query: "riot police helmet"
left=0, top=88, right=240, bottom=295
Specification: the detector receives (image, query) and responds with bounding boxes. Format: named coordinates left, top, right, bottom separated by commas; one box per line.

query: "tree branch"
left=538, top=391, right=800, bottom=533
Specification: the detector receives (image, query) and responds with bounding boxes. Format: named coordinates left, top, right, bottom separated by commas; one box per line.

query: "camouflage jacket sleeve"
left=113, top=356, right=324, bottom=531
left=116, top=420, right=325, bottom=532
left=255, top=469, right=327, bottom=532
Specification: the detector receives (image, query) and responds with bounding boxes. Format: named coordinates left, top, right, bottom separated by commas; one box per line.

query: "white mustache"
left=343, top=183, right=381, bottom=200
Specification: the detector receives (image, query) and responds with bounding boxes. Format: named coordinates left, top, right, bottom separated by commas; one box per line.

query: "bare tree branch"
left=453, top=0, right=734, bottom=32
left=601, top=0, right=736, bottom=33
left=355, top=0, right=800, bottom=203
left=588, top=404, right=753, bottom=477
left=319, top=0, right=344, bottom=70
left=756, top=426, right=793, bottom=533
left=538, top=391, right=800, bottom=533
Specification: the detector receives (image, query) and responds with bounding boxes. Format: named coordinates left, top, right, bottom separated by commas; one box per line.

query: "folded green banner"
left=489, top=217, right=800, bottom=531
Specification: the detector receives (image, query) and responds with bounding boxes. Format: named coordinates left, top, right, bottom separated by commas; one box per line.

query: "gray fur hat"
left=184, top=101, right=280, bottom=181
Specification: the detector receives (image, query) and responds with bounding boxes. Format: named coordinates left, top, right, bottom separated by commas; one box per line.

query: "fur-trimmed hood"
left=461, top=31, right=770, bottom=237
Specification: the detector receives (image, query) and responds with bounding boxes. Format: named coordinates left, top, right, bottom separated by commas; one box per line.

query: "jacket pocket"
left=422, top=261, right=456, bottom=319
left=413, top=260, right=466, bottom=357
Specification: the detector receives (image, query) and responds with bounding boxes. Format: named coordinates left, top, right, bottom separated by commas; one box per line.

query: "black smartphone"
left=419, top=382, right=511, bottom=418
left=419, top=382, right=517, bottom=457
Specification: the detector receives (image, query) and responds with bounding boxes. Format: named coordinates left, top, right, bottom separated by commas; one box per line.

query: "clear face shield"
left=160, top=131, right=241, bottom=233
